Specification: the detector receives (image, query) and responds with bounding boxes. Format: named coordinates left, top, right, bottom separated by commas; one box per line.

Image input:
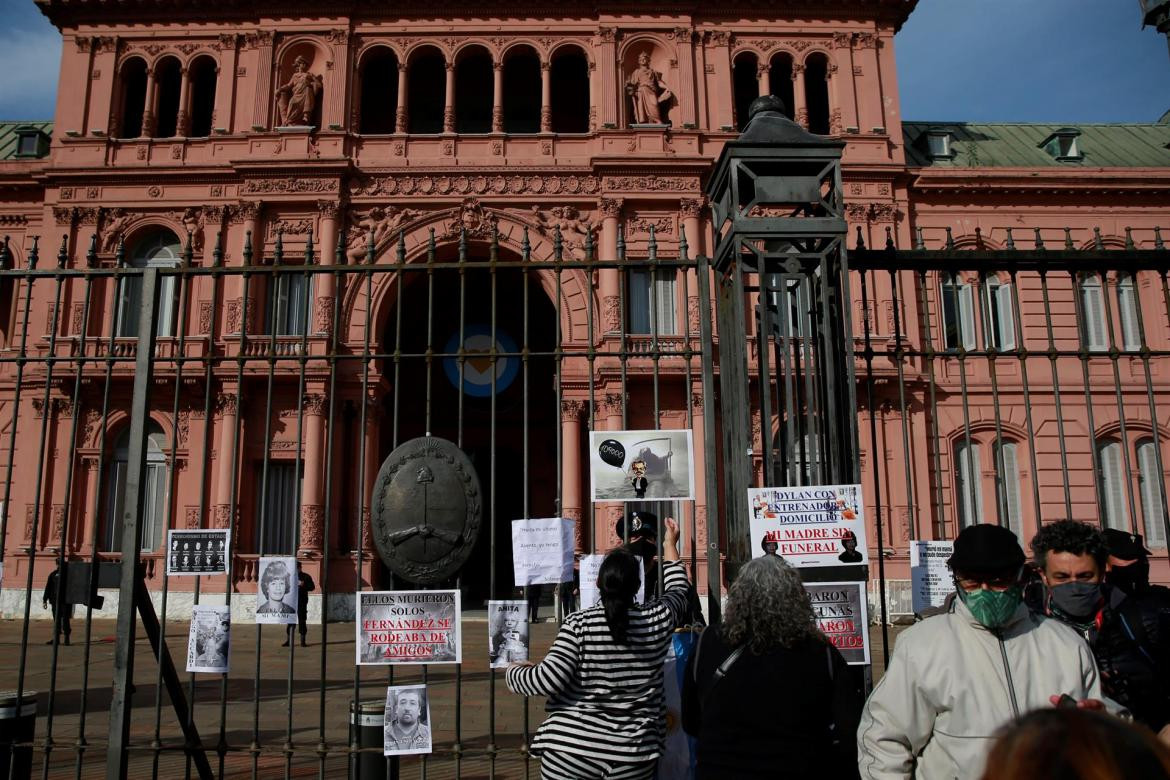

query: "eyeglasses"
left=954, top=573, right=1019, bottom=592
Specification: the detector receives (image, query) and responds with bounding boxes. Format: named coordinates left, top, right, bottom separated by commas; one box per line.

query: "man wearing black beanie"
left=858, top=523, right=1106, bottom=780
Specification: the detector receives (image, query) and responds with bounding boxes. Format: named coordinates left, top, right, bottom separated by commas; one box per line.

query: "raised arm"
left=651, top=518, right=691, bottom=626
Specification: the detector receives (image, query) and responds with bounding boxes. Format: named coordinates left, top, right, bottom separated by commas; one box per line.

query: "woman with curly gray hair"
left=681, top=555, right=861, bottom=779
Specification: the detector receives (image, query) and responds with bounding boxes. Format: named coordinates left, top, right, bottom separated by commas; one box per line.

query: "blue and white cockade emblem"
left=443, top=325, right=520, bottom=398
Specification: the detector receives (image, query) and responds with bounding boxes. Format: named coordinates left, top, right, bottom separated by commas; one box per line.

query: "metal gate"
left=0, top=223, right=721, bottom=779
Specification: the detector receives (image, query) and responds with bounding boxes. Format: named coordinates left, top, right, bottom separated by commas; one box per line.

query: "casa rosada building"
left=1, top=0, right=1169, bottom=618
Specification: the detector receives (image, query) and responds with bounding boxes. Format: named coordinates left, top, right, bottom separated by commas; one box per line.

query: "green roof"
left=903, top=122, right=1170, bottom=168
left=0, top=121, right=52, bottom=160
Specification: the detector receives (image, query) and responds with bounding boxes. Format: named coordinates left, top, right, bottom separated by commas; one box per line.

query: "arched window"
left=954, top=439, right=982, bottom=529
left=1137, top=438, right=1167, bottom=547
left=115, top=230, right=181, bottom=338
left=1096, top=439, right=1129, bottom=531
left=804, top=54, right=830, bottom=135
left=769, top=54, right=795, bottom=120
left=993, top=439, right=1023, bottom=535
left=407, top=47, right=445, bottom=134
left=455, top=46, right=493, bottom=134
left=101, top=422, right=168, bottom=552
left=549, top=47, right=590, bottom=133
left=1078, top=273, right=1108, bottom=352
left=117, top=58, right=148, bottom=139
left=154, top=57, right=183, bottom=139
left=358, top=47, right=399, bottom=134
left=502, top=46, right=541, bottom=133
left=188, top=56, right=219, bottom=137
left=732, top=52, right=759, bottom=132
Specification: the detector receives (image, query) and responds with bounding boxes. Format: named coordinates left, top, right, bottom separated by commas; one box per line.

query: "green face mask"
left=957, top=586, right=1022, bottom=629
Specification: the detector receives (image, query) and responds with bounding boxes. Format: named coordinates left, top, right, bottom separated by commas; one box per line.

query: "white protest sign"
left=910, top=540, right=955, bottom=614
left=511, top=518, right=575, bottom=586
left=748, top=484, right=867, bottom=568
left=577, top=553, right=645, bottom=611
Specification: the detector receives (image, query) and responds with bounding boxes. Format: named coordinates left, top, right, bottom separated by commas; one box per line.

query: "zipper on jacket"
left=996, top=632, right=1021, bottom=718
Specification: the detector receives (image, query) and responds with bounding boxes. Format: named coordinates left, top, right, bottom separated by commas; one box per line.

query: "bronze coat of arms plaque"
left=370, top=436, right=483, bottom=585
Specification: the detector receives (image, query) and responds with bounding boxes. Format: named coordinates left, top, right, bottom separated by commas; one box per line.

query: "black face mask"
left=1108, top=560, right=1150, bottom=595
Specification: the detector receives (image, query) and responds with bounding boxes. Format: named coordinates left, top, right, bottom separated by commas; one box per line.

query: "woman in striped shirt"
left=506, top=517, right=692, bottom=780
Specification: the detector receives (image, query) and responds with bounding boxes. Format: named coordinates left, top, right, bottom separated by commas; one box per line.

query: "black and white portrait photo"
left=383, top=685, right=433, bottom=756
left=254, top=557, right=298, bottom=625
left=487, top=600, right=529, bottom=668
left=167, top=529, right=230, bottom=576
left=186, top=604, right=231, bottom=674
left=589, top=429, right=695, bottom=502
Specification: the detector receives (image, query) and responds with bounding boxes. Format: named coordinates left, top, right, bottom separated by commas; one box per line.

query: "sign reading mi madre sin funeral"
left=357, top=590, right=462, bottom=665
left=805, top=582, right=870, bottom=665
left=748, top=484, right=867, bottom=568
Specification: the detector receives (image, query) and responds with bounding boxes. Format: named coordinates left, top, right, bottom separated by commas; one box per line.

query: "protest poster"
left=806, top=581, right=870, bottom=665
left=254, top=557, right=298, bottom=625
left=186, top=604, right=231, bottom=674
left=167, top=529, right=230, bottom=576
left=511, top=517, right=575, bottom=586
left=748, top=484, right=867, bottom=568
left=487, top=600, right=529, bottom=668
left=577, top=553, right=645, bottom=611
left=589, top=429, right=695, bottom=502
left=357, top=590, right=461, bottom=665
left=910, top=540, right=955, bottom=614
left=384, top=685, right=433, bottom=756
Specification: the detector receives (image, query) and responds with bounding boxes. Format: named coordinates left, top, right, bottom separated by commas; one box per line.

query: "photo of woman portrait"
left=255, top=557, right=298, bottom=625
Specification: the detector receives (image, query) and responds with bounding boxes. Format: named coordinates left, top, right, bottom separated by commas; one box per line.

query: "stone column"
left=80, top=456, right=100, bottom=553
left=756, top=61, right=770, bottom=97
left=142, top=67, right=157, bottom=137
left=599, top=198, right=623, bottom=334
left=212, top=391, right=239, bottom=530
left=492, top=61, right=504, bottom=133
left=832, top=33, right=859, bottom=133
left=395, top=63, right=409, bottom=133
left=443, top=61, right=455, bottom=133
left=299, top=393, right=326, bottom=555
left=679, top=198, right=704, bottom=334
left=227, top=201, right=260, bottom=335
left=176, top=66, right=192, bottom=136
left=315, top=200, right=338, bottom=336
left=540, top=60, right=552, bottom=132
left=793, top=63, right=808, bottom=128
left=560, top=400, right=585, bottom=553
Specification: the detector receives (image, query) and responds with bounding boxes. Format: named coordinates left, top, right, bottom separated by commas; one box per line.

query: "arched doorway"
left=379, top=242, right=560, bottom=604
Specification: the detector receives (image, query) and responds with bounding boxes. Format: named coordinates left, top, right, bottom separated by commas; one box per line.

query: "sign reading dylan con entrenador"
left=748, top=484, right=867, bottom=568
left=356, top=590, right=462, bottom=665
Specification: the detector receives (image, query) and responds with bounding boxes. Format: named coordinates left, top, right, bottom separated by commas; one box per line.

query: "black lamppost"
left=706, top=96, right=860, bottom=566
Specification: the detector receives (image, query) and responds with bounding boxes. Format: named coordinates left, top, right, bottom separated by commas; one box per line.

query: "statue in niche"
left=625, top=51, right=672, bottom=125
left=346, top=205, right=419, bottom=263
left=275, top=55, right=323, bottom=127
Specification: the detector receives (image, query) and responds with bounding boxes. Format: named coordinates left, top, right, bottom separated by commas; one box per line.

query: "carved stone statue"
left=275, top=55, right=323, bottom=127
left=180, top=207, right=205, bottom=252
left=101, top=208, right=134, bottom=252
left=531, top=205, right=593, bottom=242
left=346, top=205, right=419, bottom=263
left=625, top=51, right=672, bottom=125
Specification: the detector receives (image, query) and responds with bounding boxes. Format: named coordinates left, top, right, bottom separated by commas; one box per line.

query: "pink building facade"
left=0, top=0, right=1168, bottom=619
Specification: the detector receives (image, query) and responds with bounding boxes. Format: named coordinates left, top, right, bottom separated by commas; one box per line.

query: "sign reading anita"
left=806, top=582, right=870, bottom=665
left=748, top=484, right=867, bottom=568
left=356, top=590, right=462, bottom=665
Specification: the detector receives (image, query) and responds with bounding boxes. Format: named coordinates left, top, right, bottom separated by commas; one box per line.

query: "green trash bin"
left=0, top=690, right=36, bottom=780
left=350, top=699, right=396, bottom=780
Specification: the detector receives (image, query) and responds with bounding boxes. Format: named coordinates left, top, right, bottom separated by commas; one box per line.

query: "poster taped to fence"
left=910, top=540, right=955, bottom=614
left=806, top=581, right=870, bottom=665
left=589, top=429, right=695, bottom=502
left=254, top=557, right=298, bottom=625
left=511, top=518, right=575, bottom=586
left=357, top=590, right=462, bottom=665
left=384, top=685, right=433, bottom=756
left=487, top=600, right=529, bottom=668
left=167, top=529, right=231, bottom=576
left=748, top=484, right=867, bottom=568
left=577, top=553, right=645, bottom=611
left=186, top=604, right=231, bottom=673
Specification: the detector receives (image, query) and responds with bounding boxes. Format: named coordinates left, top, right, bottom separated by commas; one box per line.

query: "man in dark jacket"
left=1029, top=521, right=1170, bottom=738
left=283, top=562, right=315, bottom=647
left=617, top=511, right=706, bottom=627
left=42, top=564, right=71, bottom=646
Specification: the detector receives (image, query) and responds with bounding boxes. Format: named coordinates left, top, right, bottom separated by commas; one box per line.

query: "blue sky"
left=0, top=0, right=1167, bottom=123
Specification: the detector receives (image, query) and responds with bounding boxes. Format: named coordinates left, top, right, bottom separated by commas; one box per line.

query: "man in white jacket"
left=858, top=523, right=1105, bottom=780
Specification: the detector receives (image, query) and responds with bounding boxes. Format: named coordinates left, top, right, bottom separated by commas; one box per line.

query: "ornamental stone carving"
left=348, top=173, right=599, bottom=197
left=530, top=206, right=593, bottom=244
left=560, top=399, right=586, bottom=422
left=599, top=198, right=624, bottom=219
left=243, top=178, right=337, bottom=195
left=678, top=198, right=704, bottom=219
left=603, top=175, right=699, bottom=192
left=345, top=205, right=420, bottom=263
left=300, top=504, right=324, bottom=550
